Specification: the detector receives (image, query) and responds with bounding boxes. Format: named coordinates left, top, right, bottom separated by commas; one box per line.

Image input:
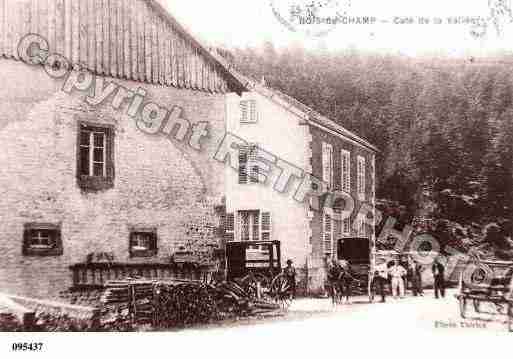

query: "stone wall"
left=0, top=60, right=227, bottom=298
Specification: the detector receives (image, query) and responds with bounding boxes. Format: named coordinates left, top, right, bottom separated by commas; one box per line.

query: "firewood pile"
left=99, top=278, right=282, bottom=329
left=0, top=313, right=24, bottom=332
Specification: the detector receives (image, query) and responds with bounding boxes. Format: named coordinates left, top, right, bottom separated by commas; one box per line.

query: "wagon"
left=336, top=237, right=375, bottom=302
left=225, top=240, right=294, bottom=307
left=455, top=255, right=513, bottom=332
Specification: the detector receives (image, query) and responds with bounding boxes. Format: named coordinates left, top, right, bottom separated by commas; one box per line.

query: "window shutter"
left=150, top=232, right=158, bottom=251
left=240, top=101, right=248, bottom=122
left=249, top=144, right=259, bottom=183
left=249, top=100, right=258, bottom=123
left=334, top=213, right=342, bottom=240
left=343, top=218, right=351, bottom=236
left=238, top=145, right=248, bottom=184
left=261, top=212, right=271, bottom=241
left=323, top=212, right=333, bottom=257
left=22, top=228, right=30, bottom=256
left=357, top=156, right=366, bottom=201
left=322, top=142, right=333, bottom=188
left=224, top=213, right=235, bottom=242
left=106, top=127, right=115, bottom=181
left=341, top=150, right=351, bottom=193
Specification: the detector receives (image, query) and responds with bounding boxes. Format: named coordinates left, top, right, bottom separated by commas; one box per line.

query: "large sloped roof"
left=224, top=66, right=378, bottom=153
left=0, top=0, right=246, bottom=94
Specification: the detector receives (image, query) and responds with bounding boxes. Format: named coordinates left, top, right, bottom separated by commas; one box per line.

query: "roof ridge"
left=222, top=65, right=378, bottom=152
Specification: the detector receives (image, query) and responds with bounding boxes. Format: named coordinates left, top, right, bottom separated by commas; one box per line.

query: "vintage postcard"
left=0, top=0, right=512, bottom=357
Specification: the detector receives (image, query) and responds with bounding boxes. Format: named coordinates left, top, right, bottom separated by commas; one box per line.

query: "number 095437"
left=11, top=342, right=44, bottom=352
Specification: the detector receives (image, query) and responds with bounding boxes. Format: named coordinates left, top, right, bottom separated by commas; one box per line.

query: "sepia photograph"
left=0, top=0, right=512, bottom=357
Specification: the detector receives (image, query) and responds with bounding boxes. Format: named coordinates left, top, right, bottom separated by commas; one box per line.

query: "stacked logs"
left=99, top=279, right=281, bottom=329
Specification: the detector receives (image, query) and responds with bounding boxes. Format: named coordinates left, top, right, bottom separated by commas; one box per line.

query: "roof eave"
left=147, top=0, right=249, bottom=94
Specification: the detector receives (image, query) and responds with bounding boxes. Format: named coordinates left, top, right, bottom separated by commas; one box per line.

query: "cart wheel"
left=270, top=274, right=293, bottom=309
left=459, top=297, right=467, bottom=319
left=241, top=273, right=270, bottom=299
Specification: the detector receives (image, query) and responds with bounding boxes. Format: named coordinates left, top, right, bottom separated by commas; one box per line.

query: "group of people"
left=372, top=257, right=447, bottom=302
left=281, top=256, right=448, bottom=302
left=322, top=256, right=447, bottom=303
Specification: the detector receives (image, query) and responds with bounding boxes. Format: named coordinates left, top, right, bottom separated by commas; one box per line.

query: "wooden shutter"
left=341, top=149, right=351, bottom=193
left=240, top=100, right=248, bottom=123
left=225, top=213, right=235, bottom=242
left=249, top=144, right=259, bottom=183
left=238, top=145, right=249, bottom=184
left=249, top=100, right=258, bottom=123
left=322, top=142, right=333, bottom=188
left=105, top=126, right=115, bottom=182
left=343, top=218, right=351, bottom=236
left=261, top=212, right=271, bottom=241
left=334, top=212, right=342, bottom=240
left=323, top=212, right=333, bottom=256
left=357, top=155, right=366, bottom=201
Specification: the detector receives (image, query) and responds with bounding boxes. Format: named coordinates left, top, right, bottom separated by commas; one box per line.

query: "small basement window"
left=129, top=230, right=158, bottom=258
left=22, top=223, right=63, bottom=256
left=77, top=122, right=115, bottom=192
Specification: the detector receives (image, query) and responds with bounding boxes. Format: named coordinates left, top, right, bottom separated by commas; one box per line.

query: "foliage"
left=227, top=44, right=513, bottom=232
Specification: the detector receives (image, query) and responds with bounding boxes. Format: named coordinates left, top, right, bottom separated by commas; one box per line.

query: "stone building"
left=0, top=0, right=246, bottom=298
left=0, top=0, right=377, bottom=298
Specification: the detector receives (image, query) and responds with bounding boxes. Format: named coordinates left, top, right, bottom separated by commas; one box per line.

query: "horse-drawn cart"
left=225, top=240, right=294, bottom=308
left=455, top=256, right=513, bottom=332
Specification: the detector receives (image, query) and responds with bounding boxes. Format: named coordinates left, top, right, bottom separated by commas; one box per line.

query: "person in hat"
left=339, top=260, right=358, bottom=304
left=284, top=259, right=297, bottom=299
left=389, top=260, right=407, bottom=299
left=432, top=257, right=446, bottom=299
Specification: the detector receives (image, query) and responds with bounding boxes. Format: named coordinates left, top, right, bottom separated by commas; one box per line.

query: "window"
left=224, top=213, right=235, bottom=242
left=322, top=142, right=333, bottom=189
left=357, top=155, right=366, bottom=201
left=240, top=100, right=258, bottom=124
left=333, top=201, right=351, bottom=237
left=357, top=217, right=367, bottom=237
left=77, top=123, right=115, bottom=191
left=224, top=210, right=271, bottom=243
left=22, top=223, right=63, bottom=256
left=323, top=212, right=334, bottom=257
left=129, top=229, right=158, bottom=258
left=341, top=149, right=351, bottom=193
left=238, top=144, right=259, bottom=184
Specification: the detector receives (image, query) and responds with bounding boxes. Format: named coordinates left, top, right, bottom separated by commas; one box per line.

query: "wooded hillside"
left=226, top=43, right=513, bottom=254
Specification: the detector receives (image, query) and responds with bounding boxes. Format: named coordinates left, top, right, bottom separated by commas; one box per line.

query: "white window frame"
left=357, top=155, right=366, bottom=201
left=230, top=210, right=271, bottom=242
left=341, top=149, right=351, bottom=193
left=80, top=130, right=107, bottom=177
left=322, top=142, right=334, bottom=189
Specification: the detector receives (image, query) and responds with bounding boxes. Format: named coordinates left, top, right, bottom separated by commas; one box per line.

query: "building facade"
left=0, top=0, right=377, bottom=298
left=225, top=80, right=378, bottom=293
left=0, top=0, right=245, bottom=298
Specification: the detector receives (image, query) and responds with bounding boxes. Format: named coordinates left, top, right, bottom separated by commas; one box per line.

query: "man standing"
left=432, top=258, right=446, bottom=299
left=284, top=259, right=297, bottom=299
left=372, top=263, right=389, bottom=302
left=411, top=262, right=424, bottom=296
left=389, top=260, right=407, bottom=299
